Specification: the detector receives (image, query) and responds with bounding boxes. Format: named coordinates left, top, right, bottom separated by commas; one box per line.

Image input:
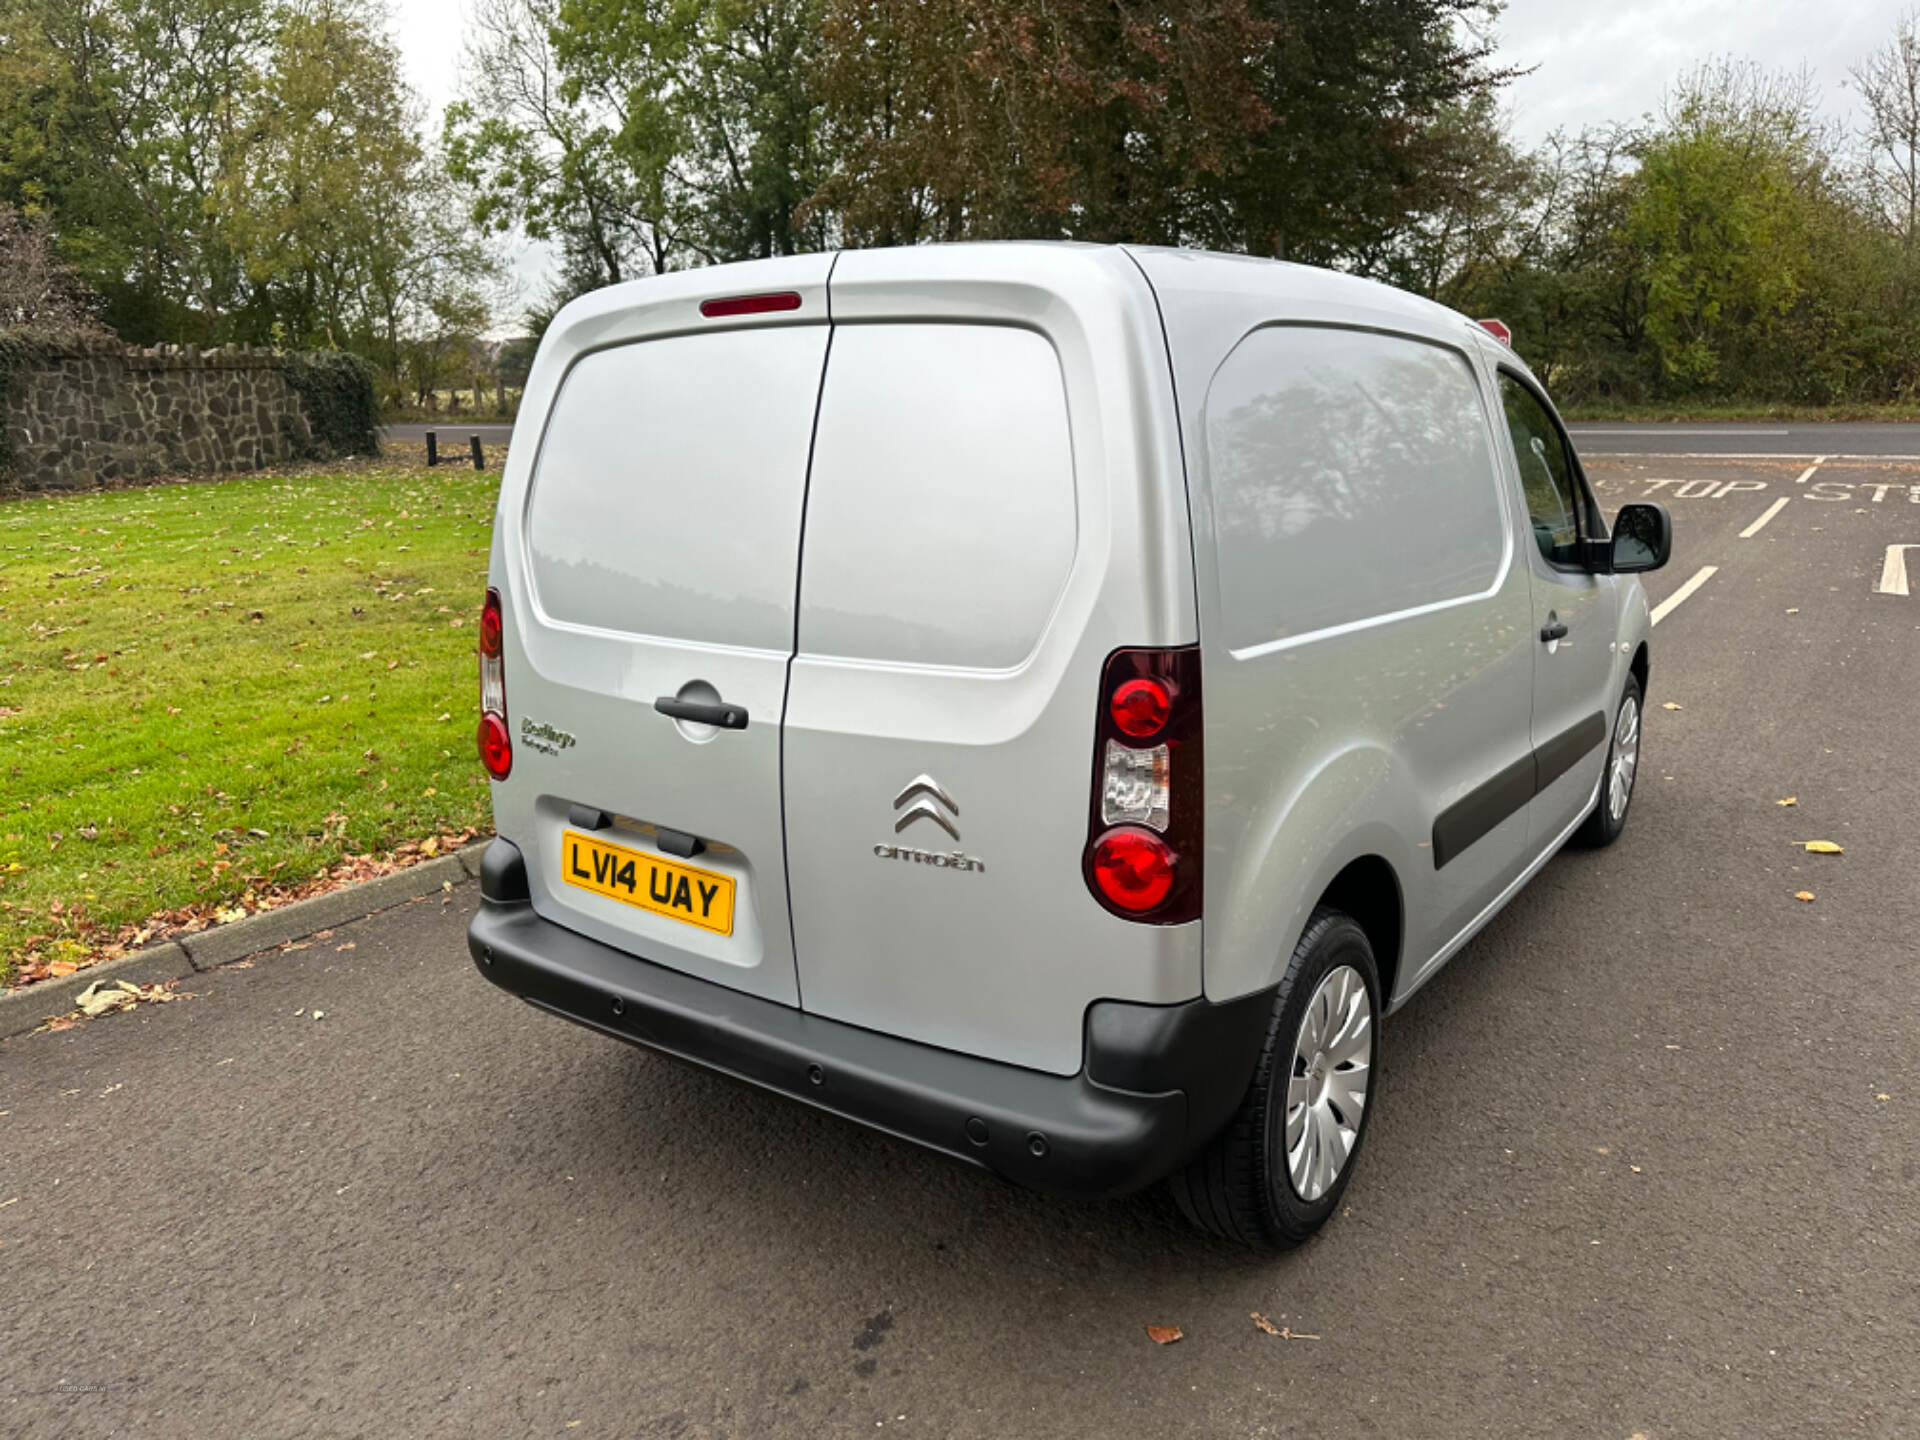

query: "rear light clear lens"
left=1110, top=677, right=1171, bottom=738
left=1101, top=740, right=1170, bottom=831
left=480, top=652, right=506, bottom=717
left=477, top=587, right=510, bottom=779
left=1091, top=829, right=1176, bottom=912
left=477, top=712, right=512, bottom=779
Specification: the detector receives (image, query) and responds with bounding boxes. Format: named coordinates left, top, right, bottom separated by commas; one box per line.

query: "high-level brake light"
left=700, top=291, right=803, bottom=318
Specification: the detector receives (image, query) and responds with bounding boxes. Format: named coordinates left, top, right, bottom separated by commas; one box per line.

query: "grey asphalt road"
left=5, top=444, right=1920, bottom=1437
left=1569, top=420, right=1920, bottom=457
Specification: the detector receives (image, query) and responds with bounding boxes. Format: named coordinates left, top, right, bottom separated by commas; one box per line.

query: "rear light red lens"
left=477, top=711, right=512, bottom=779
left=1091, top=829, right=1176, bottom=912
left=1110, top=677, right=1171, bottom=738
left=479, top=589, right=503, bottom=657
left=699, top=291, right=803, bottom=318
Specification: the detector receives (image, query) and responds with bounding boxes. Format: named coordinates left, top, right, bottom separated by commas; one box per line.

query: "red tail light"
left=477, top=587, right=510, bottom=779
left=1091, top=828, right=1176, bottom=911
left=1083, top=646, right=1201, bottom=923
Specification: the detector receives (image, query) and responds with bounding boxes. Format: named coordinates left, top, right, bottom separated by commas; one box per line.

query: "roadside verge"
left=0, top=842, right=486, bottom=1039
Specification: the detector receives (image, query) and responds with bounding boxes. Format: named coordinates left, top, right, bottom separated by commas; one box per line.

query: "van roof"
left=557, top=241, right=1494, bottom=348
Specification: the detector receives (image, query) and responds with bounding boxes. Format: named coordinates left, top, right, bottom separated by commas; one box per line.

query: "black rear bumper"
left=467, top=839, right=1271, bottom=1199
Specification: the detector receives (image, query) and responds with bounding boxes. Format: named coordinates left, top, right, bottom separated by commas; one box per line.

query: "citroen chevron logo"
left=893, top=774, right=960, bottom=841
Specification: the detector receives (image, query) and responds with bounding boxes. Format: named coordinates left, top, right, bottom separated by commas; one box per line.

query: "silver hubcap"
left=1609, top=695, right=1640, bottom=822
left=1284, top=964, right=1373, bottom=1203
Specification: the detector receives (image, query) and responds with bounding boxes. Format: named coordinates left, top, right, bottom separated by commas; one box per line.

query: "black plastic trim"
left=466, top=892, right=1271, bottom=1198
left=1432, top=753, right=1536, bottom=870
left=1432, top=710, right=1609, bottom=869
left=479, top=836, right=530, bottom=904
left=1534, top=710, right=1608, bottom=792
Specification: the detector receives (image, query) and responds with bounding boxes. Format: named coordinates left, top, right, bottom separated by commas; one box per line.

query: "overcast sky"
left=387, top=0, right=1918, bottom=314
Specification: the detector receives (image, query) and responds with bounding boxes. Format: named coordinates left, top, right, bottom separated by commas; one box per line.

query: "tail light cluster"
left=1083, top=646, right=1202, bottom=923
left=476, top=587, right=511, bottom=779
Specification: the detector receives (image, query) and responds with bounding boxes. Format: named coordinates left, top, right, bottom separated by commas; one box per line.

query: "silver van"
left=467, top=243, right=1671, bottom=1248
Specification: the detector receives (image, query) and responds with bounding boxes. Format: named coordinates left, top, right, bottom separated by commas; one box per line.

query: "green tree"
left=444, top=0, right=672, bottom=297
left=1627, top=63, right=1836, bottom=394
left=0, top=0, right=269, bottom=339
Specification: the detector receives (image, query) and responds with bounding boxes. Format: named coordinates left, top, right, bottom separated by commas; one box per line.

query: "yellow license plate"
left=560, top=830, right=735, bottom=936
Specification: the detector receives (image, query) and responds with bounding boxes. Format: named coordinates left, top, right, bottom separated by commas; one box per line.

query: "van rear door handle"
left=654, top=696, right=749, bottom=730
left=1540, top=617, right=1569, bottom=643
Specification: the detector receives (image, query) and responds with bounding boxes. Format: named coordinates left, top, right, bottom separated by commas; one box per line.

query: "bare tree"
left=0, top=206, right=108, bottom=339
left=1852, top=9, right=1920, bottom=245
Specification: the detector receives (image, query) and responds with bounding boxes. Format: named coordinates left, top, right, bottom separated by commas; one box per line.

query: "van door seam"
left=778, top=249, right=841, bottom=1014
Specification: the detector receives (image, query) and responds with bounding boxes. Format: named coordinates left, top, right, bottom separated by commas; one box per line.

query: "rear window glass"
left=797, top=324, right=1076, bottom=669
left=1203, top=325, right=1506, bottom=650
left=525, top=325, right=829, bottom=649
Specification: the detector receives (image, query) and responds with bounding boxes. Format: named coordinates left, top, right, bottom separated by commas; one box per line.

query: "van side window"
left=1498, top=376, right=1582, bottom=566
left=1203, top=325, right=1508, bottom=649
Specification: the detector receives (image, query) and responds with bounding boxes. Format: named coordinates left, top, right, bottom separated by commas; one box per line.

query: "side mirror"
left=1609, top=502, right=1672, bottom=574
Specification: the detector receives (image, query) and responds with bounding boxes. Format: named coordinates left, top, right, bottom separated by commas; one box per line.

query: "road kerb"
left=1, top=843, right=487, bottom=1040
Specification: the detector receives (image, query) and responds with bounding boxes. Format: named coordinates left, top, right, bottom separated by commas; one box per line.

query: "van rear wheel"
left=1168, top=908, right=1380, bottom=1249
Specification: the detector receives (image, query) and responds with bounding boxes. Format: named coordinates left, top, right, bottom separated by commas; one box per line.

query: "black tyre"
left=1572, top=674, right=1643, bottom=849
left=1168, top=908, right=1380, bottom=1249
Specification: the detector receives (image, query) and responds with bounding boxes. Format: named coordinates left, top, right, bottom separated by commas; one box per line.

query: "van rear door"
left=499, top=264, right=831, bottom=1006
left=780, top=248, right=1202, bottom=1077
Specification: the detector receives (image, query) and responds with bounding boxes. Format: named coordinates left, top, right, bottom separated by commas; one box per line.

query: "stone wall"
left=1, top=341, right=370, bottom=491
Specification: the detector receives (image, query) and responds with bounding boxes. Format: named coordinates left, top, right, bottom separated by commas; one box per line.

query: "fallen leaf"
left=1794, top=890, right=1816, bottom=902
left=1661, top=702, right=1682, bottom=711
left=1775, top=797, right=1797, bottom=807
left=1145, top=1325, right=1183, bottom=1345
left=46, top=961, right=78, bottom=977
left=1799, top=840, right=1843, bottom=854
left=312, top=1010, right=325, bottom=1020
left=335, top=942, right=356, bottom=951
left=1251, top=1313, right=1281, bottom=1335
left=1878, top=1093, right=1892, bottom=1102
left=1630, top=1165, right=1643, bottom=1174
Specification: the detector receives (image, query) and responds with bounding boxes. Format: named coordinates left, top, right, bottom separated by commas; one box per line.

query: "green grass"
left=0, top=463, right=500, bottom=985
left=1561, top=401, right=1920, bottom=423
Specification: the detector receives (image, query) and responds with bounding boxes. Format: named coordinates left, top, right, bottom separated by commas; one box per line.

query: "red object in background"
left=1477, top=318, right=1512, bottom=346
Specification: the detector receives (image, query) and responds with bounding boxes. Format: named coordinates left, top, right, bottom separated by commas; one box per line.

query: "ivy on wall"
left=274, top=350, right=380, bottom=461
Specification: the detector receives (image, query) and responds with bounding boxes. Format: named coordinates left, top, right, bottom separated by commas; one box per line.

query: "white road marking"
left=1792, top=456, right=1828, bottom=483
left=1739, top=497, right=1792, bottom=538
left=1650, top=566, right=1718, bottom=626
left=1580, top=451, right=1920, bottom=462
left=1570, top=427, right=1792, bottom=435
left=1875, top=544, right=1919, bottom=596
